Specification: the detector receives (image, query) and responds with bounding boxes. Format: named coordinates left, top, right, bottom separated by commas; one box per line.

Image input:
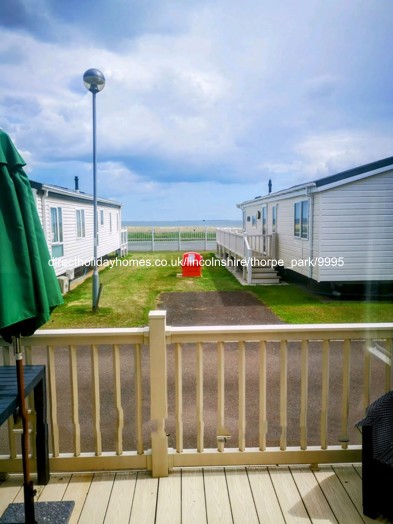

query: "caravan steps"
left=251, top=259, right=280, bottom=284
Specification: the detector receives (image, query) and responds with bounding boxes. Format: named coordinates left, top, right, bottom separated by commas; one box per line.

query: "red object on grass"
left=182, top=252, right=203, bottom=277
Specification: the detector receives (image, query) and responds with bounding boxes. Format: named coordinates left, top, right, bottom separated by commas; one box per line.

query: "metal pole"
left=92, top=89, right=99, bottom=310
left=14, top=336, right=37, bottom=523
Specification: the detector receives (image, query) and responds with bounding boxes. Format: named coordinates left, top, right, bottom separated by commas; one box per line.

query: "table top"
left=0, top=365, right=45, bottom=426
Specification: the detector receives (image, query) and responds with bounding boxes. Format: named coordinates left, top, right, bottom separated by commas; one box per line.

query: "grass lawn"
left=46, top=252, right=393, bottom=329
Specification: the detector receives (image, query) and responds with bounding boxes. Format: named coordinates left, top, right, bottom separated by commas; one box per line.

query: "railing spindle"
left=340, top=339, right=351, bottom=449
left=69, top=345, right=81, bottom=456
left=91, top=344, right=102, bottom=456
left=47, top=345, right=60, bottom=457
left=321, top=340, right=330, bottom=449
left=112, top=344, right=124, bottom=455
left=363, top=339, right=372, bottom=414
left=2, top=345, right=17, bottom=459
left=24, top=346, right=36, bottom=459
left=217, top=341, right=225, bottom=452
left=259, top=340, right=267, bottom=451
left=279, top=340, right=287, bottom=451
left=300, top=339, right=309, bottom=450
left=238, top=341, right=246, bottom=452
left=134, top=344, right=144, bottom=455
left=196, top=342, right=204, bottom=452
left=175, top=343, right=183, bottom=453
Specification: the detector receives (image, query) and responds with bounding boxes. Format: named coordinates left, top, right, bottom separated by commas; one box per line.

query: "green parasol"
left=0, top=130, right=63, bottom=523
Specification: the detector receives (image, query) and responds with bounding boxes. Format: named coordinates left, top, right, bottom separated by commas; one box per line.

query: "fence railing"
left=127, top=226, right=217, bottom=252
left=216, top=228, right=277, bottom=260
left=1, top=314, right=392, bottom=477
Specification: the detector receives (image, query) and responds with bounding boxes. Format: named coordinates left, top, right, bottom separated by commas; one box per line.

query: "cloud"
left=1, top=0, right=49, bottom=33
left=259, top=129, right=393, bottom=189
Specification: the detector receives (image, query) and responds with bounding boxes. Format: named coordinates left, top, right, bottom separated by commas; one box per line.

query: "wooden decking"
left=0, top=464, right=390, bottom=524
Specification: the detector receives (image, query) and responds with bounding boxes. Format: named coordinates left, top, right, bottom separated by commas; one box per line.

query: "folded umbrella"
left=0, top=130, right=63, bottom=523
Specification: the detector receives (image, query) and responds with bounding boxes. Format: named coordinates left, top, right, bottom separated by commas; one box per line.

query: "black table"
left=0, top=365, right=49, bottom=485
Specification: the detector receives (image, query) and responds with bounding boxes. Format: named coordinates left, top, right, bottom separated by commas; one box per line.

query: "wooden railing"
left=1, top=314, right=392, bottom=478
left=247, top=233, right=276, bottom=259
left=216, top=228, right=244, bottom=256
left=216, top=228, right=277, bottom=260
left=216, top=229, right=277, bottom=283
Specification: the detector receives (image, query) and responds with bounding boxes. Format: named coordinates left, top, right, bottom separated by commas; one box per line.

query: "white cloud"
left=260, top=130, right=393, bottom=189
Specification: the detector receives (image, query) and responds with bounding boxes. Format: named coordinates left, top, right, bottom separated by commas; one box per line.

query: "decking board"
left=0, top=464, right=380, bottom=524
left=104, top=472, right=137, bottom=524
left=63, top=474, right=93, bottom=524
left=155, top=470, right=181, bottom=524
left=269, top=465, right=311, bottom=524
left=225, top=467, right=259, bottom=524
left=204, top=467, right=232, bottom=524
left=247, top=466, right=286, bottom=524
left=181, top=468, right=207, bottom=524
left=78, top=472, right=115, bottom=524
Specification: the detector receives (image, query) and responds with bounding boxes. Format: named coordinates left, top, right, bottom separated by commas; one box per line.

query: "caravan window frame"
left=76, top=209, right=86, bottom=239
left=50, top=206, right=64, bottom=258
left=294, top=200, right=309, bottom=239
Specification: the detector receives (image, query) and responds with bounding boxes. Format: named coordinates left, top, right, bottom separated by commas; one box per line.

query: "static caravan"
left=234, top=157, right=393, bottom=287
left=30, top=179, right=125, bottom=284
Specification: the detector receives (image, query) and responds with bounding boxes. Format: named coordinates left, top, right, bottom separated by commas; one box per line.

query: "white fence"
left=127, top=227, right=217, bottom=252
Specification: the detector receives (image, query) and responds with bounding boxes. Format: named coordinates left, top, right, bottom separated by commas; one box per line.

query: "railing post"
left=149, top=310, right=169, bottom=477
left=244, top=236, right=252, bottom=284
left=271, top=233, right=277, bottom=259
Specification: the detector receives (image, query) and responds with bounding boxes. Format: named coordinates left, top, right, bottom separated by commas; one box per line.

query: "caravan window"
left=301, top=200, right=309, bottom=238
left=261, top=206, right=267, bottom=235
left=272, top=205, right=277, bottom=232
left=50, top=207, right=64, bottom=257
left=294, top=200, right=309, bottom=239
left=76, top=209, right=86, bottom=238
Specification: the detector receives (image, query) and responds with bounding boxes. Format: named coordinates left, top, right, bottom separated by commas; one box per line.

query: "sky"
left=1, top=0, right=393, bottom=222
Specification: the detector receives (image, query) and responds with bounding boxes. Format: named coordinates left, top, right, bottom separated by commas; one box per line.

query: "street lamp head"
left=83, top=68, right=106, bottom=94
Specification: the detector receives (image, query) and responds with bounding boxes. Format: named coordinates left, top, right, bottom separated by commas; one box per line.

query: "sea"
left=123, top=219, right=242, bottom=228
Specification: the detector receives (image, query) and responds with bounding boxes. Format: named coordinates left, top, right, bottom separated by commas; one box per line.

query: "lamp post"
left=83, top=68, right=106, bottom=310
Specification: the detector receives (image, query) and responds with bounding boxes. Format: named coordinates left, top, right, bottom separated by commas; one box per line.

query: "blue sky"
left=1, top=0, right=393, bottom=221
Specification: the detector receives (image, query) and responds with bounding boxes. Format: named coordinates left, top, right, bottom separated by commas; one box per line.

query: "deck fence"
left=216, top=228, right=276, bottom=259
left=1, top=314, right=392, bottom=477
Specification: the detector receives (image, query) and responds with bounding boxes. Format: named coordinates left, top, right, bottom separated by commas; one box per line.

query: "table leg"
left=34, top=376, right=49, bottom=485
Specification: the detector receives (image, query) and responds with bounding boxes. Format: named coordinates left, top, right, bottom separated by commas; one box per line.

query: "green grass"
left=251, top=285, right=393, bottom=324
left=46, top=252, right=393, bottom=329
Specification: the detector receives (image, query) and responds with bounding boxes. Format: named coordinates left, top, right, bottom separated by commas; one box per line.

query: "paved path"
left=158, top=290, right=283, bottom=326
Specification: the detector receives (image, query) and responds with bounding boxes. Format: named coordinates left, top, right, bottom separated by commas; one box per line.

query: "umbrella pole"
left=13, top=336, right=37, bottom=524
